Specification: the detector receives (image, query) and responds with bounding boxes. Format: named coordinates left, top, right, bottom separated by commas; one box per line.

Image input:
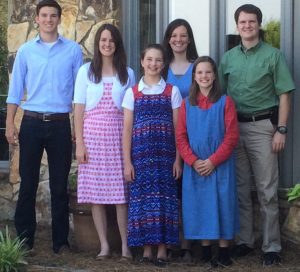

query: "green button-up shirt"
left=219, top=41, right=295, bottom=114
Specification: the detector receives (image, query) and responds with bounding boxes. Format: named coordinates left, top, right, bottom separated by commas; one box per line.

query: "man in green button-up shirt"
left=219, top=4, right=295, bottom=267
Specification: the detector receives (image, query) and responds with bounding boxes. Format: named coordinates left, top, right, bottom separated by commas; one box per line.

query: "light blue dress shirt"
left=7, top=35, right=83, bottom=113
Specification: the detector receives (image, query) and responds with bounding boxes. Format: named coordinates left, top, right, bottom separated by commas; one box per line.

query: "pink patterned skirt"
left=77, top=80, right=128, bottom=204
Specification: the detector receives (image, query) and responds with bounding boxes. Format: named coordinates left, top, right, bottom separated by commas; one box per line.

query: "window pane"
left=137, top=0, right=156, bottom=76
left=139, top=0, right=156, bottom=51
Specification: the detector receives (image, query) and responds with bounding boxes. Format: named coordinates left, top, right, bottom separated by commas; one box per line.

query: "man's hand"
left=272, top=132, right=286, bottom=153
left=5, top=122, right=19, bottom=145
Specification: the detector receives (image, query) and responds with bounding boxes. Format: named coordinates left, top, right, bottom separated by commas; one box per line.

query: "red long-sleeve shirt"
left=176, top=94, right=239, bottom=167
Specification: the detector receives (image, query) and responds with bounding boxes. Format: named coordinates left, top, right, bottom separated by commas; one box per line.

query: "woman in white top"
left=74, top=23, right=135, bottom=260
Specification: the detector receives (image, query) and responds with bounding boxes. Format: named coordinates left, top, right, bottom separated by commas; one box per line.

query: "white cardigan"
left=73, top=62, right=135, bottom=111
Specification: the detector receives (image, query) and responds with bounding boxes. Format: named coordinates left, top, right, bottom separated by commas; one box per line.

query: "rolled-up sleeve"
left=6, top=47, right=27, bottom=105
left=171, top=85, right=182, bottom=109
left=122, top=88, right=134, bottom=111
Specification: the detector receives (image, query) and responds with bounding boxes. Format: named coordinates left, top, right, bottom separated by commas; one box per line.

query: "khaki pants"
left=235, top=119, right=281, bottom=253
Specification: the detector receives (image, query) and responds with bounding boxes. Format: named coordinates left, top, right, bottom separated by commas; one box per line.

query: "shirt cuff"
left=186, top=155, right=198, bottom=166
left=209, top=155, right=218, bottom=167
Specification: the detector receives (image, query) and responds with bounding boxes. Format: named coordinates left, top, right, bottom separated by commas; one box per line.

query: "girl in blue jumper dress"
left=176, top=56, right=239, bottom=267
left=122, top=44, right=182, bottom=266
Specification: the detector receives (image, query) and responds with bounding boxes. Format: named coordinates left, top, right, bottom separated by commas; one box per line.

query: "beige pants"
left=235, top=119, right=281, bottom=253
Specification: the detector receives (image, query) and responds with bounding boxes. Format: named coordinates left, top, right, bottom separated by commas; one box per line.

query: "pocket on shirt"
left=246, top=63, right=271, bottom=87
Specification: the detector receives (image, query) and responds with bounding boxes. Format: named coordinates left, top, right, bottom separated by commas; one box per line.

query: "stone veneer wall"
left=0, top=0, right=11, bottom=219
left=1, top=0, right=121, bottom=223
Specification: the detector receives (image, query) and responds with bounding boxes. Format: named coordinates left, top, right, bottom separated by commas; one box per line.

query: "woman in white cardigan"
left=73, top=23, right=135, bottom=261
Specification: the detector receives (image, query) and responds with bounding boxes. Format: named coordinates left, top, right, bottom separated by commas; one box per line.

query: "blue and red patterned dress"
left=127, top=84, right=179, bottom=247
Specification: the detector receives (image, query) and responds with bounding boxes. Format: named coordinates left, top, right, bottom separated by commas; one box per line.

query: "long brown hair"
left=88, top=24, right=128, bottom=85
left=189, top=56, right=222, bottom=106
left=161, top=19, right=198, bottom=79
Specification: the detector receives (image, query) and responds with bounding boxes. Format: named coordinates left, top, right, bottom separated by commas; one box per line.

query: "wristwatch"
left=276, top=126, right=288, bottom=134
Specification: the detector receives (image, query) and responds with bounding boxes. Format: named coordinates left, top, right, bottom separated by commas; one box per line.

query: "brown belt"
left=23, top=110, right=69, bottom=121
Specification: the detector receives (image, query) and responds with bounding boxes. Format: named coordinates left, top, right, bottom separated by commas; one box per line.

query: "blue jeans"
left=15, top=115, right=72, bottom=252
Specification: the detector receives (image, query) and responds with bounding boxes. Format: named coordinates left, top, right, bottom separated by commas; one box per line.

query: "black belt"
left=237, top=112, right=272, bottom=123
left=24, top=110, right=69, bottom=121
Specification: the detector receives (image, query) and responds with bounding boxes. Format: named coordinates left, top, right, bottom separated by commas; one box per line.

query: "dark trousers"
left=15, top=116, right=72, bottom=252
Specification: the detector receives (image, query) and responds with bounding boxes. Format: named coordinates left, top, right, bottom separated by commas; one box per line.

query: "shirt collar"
left=138, top=77, right=166, bottom=92
left=35, top=34, right=64, bottom=43
left=239, top=39, right=262, bottom=53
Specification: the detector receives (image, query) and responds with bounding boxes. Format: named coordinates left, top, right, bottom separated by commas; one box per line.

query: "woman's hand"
left=124, top=162, right=135, bottom=182
left=173, top=158, right=182, bottom=180
left=76, top=142, right=88, bottom=164
left=192, top=159, right=215, bottom=176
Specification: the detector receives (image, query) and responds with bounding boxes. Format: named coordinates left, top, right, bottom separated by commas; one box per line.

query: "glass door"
left=122, top=0, right=167, bottom=78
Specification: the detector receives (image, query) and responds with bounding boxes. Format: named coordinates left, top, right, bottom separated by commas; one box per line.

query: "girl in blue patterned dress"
left=122, top=44, right=182, bottom=266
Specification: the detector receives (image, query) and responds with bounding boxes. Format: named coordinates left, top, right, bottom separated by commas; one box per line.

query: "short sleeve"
left=171, top=85, right=183, bottom=109
left=122, top=87, right=134, bottom=111
left=73, top=63, right=89, bottom=104
left=273, top=52, right=295, bottom=95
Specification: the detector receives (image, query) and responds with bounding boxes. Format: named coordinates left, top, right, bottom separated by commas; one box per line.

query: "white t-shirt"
left=74, top=62, right=135, bottom=111
left=122, top=77, right=182, bottom=111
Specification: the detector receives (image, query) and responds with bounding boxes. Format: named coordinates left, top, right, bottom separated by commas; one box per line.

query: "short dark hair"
left=234, top=4, right=262, bottom=25
left=36, top=0, right=62, bottom=17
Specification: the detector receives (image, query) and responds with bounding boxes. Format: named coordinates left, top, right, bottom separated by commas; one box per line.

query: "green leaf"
left=0, top=226, right=28, bottom=272
left=287, top=184, right=300, bottom=202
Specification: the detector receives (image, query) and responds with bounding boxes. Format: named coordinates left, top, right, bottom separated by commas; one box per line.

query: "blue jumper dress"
left=182, top=95, right=239, bottom=240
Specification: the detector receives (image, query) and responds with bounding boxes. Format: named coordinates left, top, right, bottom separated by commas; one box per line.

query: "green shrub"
left=263, top=19, right=280, bottom=49
left=287, top=183, right=300, bottom=202
left=68, top=173, right=78, bottom=192
left=0, top=226, right=28, bottom=272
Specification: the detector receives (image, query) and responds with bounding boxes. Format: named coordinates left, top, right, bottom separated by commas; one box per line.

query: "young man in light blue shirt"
left=6, top=0, right=82, bottom=254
